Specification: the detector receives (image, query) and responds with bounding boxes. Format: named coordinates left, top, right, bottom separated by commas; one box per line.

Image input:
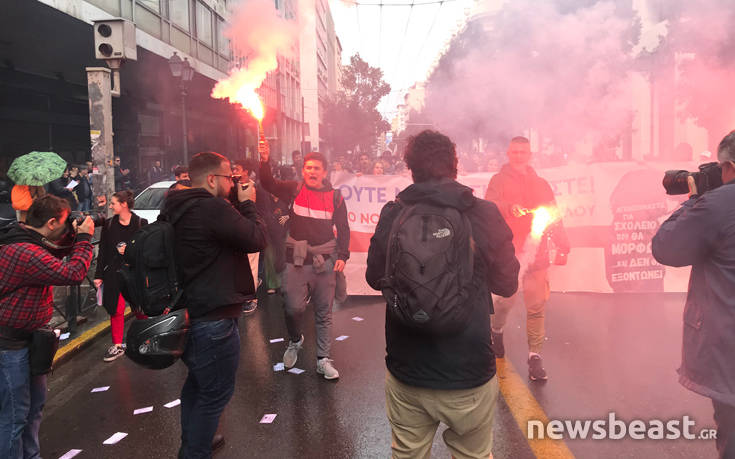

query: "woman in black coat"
left=93, top=190, right=147, bottom=362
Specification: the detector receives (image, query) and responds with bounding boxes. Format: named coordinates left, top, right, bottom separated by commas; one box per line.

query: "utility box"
left=93, top=19, right=137, bottom=61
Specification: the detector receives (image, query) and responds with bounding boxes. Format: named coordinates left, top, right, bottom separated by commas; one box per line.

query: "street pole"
left=86, top=67, right=115, bottom=218
left=181, top=83, right=188, bottom=165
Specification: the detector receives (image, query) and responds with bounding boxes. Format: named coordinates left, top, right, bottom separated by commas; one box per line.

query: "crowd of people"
left=1, top=128, right=734, bottom=459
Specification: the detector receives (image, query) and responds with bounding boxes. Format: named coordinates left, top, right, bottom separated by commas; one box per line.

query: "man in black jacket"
left=161, top=151, right=266, bottom=459
left=366, top=130, right=519, bottom=458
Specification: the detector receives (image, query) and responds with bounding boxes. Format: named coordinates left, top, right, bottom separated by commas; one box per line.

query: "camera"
left=69, top=210, right=106, bottom=227
left=662, top=162, right=723, bottom=195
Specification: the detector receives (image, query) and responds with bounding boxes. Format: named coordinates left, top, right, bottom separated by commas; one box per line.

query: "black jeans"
left=713, top=399, right=735, bottom=459
left=178, top=318, right=240, bottom=459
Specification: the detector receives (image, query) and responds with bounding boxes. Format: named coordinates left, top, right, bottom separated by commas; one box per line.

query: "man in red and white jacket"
left=260, top=145, right=349, bottom=380
left=0, top=195, right=94, bottom=458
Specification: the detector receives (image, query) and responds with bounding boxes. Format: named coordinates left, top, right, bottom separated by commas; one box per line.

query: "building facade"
left=300, top=0, right=341, bottom=155
left=0, top=0, right=304, bottom=184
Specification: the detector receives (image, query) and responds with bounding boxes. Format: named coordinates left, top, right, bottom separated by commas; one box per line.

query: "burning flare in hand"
left=517, top=206, right=559, bottom=239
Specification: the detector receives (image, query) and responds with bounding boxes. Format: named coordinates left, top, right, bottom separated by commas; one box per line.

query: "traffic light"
left=93, top=19, right=137, bottom=61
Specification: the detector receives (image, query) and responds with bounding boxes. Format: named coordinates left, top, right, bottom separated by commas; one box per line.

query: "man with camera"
left=161, top=151, right=266, bottom=458
left=0, top=195, right=94, bottom=458
left=652, top=130, right=735, bottom=458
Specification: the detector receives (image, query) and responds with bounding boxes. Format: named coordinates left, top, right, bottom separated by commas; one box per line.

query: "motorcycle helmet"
left=125, top=308, right=190, bottom=370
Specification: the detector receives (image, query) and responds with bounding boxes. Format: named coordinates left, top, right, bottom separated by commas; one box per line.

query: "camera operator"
left=0, top=195, right=94, bottom=458
left=161, top=151, right=266, bottom=458
left=652, top=130, right=735, bottom=458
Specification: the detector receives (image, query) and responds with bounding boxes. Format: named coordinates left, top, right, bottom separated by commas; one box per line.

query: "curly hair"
left=403, top=130, right=458, bottom=183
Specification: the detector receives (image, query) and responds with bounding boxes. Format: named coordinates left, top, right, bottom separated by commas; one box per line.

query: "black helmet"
left=125, top=309, right=190, bottom=370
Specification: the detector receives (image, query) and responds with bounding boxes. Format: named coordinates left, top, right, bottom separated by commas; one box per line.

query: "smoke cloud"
left=422, top=0, right=635, bottom=155
left=211, top=0, right=308, bottom=112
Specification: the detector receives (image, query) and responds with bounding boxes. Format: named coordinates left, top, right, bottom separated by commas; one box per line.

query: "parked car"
left=132, top=180, right=174, bottom=222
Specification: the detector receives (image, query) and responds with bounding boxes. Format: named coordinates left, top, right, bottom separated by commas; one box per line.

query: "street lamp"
left=168, top=52, right=194, bottom=164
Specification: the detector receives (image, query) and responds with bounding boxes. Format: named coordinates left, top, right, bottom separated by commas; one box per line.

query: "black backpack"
left=117, top=200, right=197, bottom=316
left=380, top=200, right=475, bottom=334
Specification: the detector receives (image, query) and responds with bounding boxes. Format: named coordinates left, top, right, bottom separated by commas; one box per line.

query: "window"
left=216, top=17, right=230, bottom=56
left=134, top=187, right=168, bottom=210
left=138, top=0, right=160, bottom=12
left=170, top=0, right=190, bottom=31
left=196, top=2, right=213, bottom=46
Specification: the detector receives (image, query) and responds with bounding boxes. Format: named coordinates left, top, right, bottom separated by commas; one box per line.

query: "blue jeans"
left=0, top=348, right=47, bottom=459
left=179, top=318, right=240, bottom=459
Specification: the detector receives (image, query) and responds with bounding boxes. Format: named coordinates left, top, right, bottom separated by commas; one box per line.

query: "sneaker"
left=491, top=330, right=505, bottom=358
left=528, top=355, right=548, bottom=381
left=283, top=335, right=304, bottom=369
left=242, top=300, right=258, bottom=315
left=103, top=345, right=125, bottom=362
left=316, top=358, right=340, bottom=380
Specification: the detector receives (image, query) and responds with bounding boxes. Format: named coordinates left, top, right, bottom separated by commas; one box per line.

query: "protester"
left=372, top=160, right=385, bottom=175
left=113, top=156, right=132, bottom=191
left=262, top=193, right=289, bottom=294
left=366, top=129, right=519, bottom=458
left=161, top=151, right=266, bottom=458
left=357, top=153, right=372, bottom=175
left=0, top=195, right=94, bottom=458
left=147, top=160, right=166, bottom=185
left=652, top=130, right=735, bottom=459
left=48, top=168, right=78, bottom=211
left=76, top=166, right=93, bottom=212
left=291, top=150, right=303, bottom=172
left=485, top=136, right=570, bottom=381
left=259, top=144, right=350, bottom=380
left=93, top=190, right=148, bottom=362
left=231, top=160, right=259, bottom=314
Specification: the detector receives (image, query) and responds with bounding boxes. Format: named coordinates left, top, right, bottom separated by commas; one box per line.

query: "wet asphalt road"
left=40, top=292, right=717, bottom=458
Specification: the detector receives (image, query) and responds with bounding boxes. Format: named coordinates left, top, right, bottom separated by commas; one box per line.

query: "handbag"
left=29, top=327, right=60, bottom=376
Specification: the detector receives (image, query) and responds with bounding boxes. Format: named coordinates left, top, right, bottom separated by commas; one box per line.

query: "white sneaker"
left=316, top=358, right=339, bottom=380
left=283, top=335, right=304, bottom=369
left=103, top=345, right=125, bottom=362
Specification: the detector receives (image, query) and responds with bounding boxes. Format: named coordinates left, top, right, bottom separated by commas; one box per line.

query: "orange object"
left=11, top=185, right=32, bottom=211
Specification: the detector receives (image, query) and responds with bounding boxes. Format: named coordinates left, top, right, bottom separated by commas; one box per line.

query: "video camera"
left=662, top=162, right=723, bottom=195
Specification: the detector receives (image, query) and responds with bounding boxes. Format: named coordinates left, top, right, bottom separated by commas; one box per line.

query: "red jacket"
left=0, top=225, right=93, bottom=331
left=485, top=164, right=570, bottom=270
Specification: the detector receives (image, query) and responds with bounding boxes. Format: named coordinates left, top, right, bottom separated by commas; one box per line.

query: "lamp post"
left=168, top=52, right=195, bottom=164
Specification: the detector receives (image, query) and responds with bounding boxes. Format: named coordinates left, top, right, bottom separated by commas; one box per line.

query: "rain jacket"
left=485, top=164, right=570, bottom=271
left=366, top=178, right=519, bottom=390
left=160, top=188, right=267, bottom=319
left=652, top=180, right=735, bottom=406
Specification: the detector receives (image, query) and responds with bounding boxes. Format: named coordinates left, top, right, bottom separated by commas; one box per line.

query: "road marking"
left=53, top=307, right=131, bottom=365
left=496, top=358, right=576, bottom=459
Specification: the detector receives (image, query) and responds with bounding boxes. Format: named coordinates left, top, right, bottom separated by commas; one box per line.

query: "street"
left=39, top=291, right=716, bottom=459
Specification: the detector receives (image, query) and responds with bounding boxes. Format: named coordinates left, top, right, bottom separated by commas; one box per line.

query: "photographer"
left=161, top=151, right=266, bottom=458
left=652, top=130, right=735, bottom=458
left=0, top=195, right=94, bottom=458
left=94, top=190, right=148, bottom=362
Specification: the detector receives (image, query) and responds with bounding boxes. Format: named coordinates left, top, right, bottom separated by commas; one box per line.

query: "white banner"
left=333, top=162, right=693, bottom=295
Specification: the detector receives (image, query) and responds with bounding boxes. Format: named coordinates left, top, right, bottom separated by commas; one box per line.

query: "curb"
left=53, top=307, right=132, bottom=368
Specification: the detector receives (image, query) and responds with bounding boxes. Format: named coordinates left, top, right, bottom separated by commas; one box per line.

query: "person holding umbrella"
left=7, top=152, right=67, bottom=222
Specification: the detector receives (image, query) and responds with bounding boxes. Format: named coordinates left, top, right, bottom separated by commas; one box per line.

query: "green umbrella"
left=7, top=151, right=67, bottom=186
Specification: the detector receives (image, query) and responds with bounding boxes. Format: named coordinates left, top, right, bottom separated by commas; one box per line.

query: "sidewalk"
left=50, top=284, right=132, bottom=366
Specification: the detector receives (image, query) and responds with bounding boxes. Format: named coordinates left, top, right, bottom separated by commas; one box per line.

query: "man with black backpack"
left=160, top=151, right=266, bottom=459
left=259, top=143, right=350, bottom=380
left=366, top=130, right=519, bottom=458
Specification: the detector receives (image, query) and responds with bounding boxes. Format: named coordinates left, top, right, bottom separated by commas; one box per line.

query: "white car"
left=133, top=180, right=175, bottom=222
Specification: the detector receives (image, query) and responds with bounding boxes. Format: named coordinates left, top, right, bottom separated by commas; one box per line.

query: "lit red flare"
left=519, top=206, right=559, bottom=239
